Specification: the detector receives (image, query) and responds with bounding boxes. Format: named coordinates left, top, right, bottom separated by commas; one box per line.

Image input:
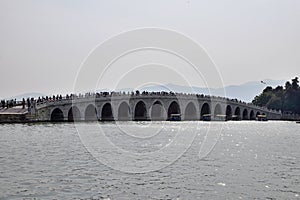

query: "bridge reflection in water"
left=35, top=92, right=281, bottom=122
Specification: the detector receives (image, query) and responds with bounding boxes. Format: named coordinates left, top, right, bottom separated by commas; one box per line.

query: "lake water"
left=0, top=121, right=299, bottom=199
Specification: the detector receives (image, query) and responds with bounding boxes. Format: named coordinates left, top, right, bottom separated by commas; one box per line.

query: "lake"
left=0, top=121, right=299, bottom=199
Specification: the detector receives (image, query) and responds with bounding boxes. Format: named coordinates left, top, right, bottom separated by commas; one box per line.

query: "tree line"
left=252, top=77, right=300, bottom=114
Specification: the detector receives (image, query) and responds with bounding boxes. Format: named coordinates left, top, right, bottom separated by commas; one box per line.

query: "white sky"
left=0, top=0, right=299, bottom=98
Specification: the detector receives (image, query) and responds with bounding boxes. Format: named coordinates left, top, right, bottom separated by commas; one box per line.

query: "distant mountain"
left=2, top=79, right=285, bottom=103
left=217, top=79, right=285, bottom=102
left=140, top=79, right=285, bottom=102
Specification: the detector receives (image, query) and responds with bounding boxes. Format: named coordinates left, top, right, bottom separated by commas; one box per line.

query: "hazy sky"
left=0, top=0, right=299, bottom=98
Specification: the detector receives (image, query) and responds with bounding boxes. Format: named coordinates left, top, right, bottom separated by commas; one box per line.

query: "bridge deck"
left=0, top=107, right=28, bottom=115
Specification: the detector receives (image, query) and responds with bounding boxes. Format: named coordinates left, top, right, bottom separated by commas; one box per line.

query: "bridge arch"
left=242, top=108, right=248, bottom=120
left=150, top=100, right=166, bottom=121
left=214, top=104, right=222, bottom=116
left=184, top=101, right=197, bottom=120
left=250, top=110, right=255, bottom=120
left=168, top=101, right=181, bottom=120
left=85, top=104, right=98, bottom=121
left=51, top=108, right=64, bottom=122
left=226, top=105, right=232, bottom=120
left=134, top=100, right=147, bottom=121
left=118, top=101, right=130, bottom=121
left=101, top=103, right=114, bottom=121
left=68, top=106, right=81, bottom=122
left=234, top=107, right=241, bottom=119
left=200, top=103, right=211, bottom=119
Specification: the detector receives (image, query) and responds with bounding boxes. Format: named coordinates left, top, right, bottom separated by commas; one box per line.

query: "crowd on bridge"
left=32, top=91, right=246, bottom=103
left=0, top=99, right=17, bottom=109
left=0, top=98, right=35, bottom=110
left=33, top=90, right=256, bottom=108
left=1, top=90, right=253, bottom=107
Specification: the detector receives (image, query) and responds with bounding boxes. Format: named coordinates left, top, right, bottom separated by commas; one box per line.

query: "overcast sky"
left=0, top=0, right=299, bottom=98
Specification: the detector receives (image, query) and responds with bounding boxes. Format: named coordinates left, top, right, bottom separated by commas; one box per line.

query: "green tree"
left=266, top=96, right=282, bottom=110
left=285, top=81, right=292, bottom=90
left=252, top=77, right=300, bottom=114
left=291, top=77, right=299, bottom=90
left=252, top=87, right=273, bottom=107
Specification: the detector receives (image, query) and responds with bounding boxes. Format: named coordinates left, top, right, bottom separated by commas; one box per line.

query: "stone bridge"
left=35, top=92, right=282, bottom=122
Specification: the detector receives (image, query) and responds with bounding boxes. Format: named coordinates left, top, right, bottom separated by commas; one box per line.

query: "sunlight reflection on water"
left=0, top=121, right=299, bottom=199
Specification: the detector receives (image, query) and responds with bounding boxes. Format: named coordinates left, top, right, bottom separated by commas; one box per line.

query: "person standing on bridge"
left=22, top=98, right=25, bottom=109
left=27, top=98, right=30, bottom=108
